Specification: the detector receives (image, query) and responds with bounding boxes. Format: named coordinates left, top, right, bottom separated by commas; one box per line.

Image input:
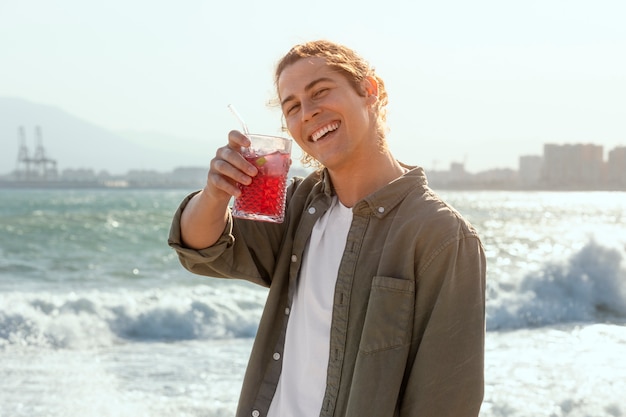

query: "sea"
left=1, top=187, right=625, bottom=417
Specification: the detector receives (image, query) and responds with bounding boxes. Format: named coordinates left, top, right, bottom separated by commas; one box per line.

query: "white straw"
left=227, top=104, right=250, bottom=135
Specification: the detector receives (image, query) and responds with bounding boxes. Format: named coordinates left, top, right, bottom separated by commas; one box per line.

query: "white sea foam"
left=2, top=240, right=625, bottom=352
left=487, top=239, right=626, bottom=330
left=0, top=283, right=267, bottom=350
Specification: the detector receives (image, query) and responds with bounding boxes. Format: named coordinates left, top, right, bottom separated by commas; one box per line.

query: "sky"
left=1, top=0, right=625, bottom=173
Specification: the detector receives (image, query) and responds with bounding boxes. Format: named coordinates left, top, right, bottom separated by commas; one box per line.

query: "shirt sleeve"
left=167, top=191, right=272, bottom=287
left=400, top=234, right=486, bottom=417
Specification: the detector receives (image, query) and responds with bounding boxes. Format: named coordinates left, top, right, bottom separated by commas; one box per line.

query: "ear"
left=362, top=76, right=378, bottom=105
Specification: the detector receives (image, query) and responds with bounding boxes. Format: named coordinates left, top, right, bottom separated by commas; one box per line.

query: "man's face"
left=277, top=57, right=378, bottom=171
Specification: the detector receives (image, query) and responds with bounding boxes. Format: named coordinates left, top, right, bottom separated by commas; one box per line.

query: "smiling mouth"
left=310, top=122, right=340, bottom=142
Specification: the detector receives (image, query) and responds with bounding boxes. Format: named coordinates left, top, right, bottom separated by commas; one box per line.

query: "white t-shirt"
left=267, top=196, right=353, bottom=417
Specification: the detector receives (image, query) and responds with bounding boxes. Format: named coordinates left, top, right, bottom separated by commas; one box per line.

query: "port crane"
left=15, top=126, right=58, bottom=181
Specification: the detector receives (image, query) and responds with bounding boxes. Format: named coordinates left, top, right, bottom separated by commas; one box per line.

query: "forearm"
left=180, top=187, right=230, bottom=249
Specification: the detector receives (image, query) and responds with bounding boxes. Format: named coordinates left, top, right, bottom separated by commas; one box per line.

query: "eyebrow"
left=280, top=77, right=334, bottom=108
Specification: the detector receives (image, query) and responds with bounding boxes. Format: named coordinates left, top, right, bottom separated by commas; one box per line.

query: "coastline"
left=2, top=179, right=626, bottom=192
left=0, top=179, right=202, bottom=190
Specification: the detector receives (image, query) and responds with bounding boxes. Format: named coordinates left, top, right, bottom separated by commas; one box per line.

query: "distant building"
left=473, top=168, right=518, bottom=188
left=61, top=168, right=98, bottom=182
left=542, top=143, right=604, bottom=188
left=170, top=167, right=207, bottom=187
left=607, top=146, right=626, bottom=187
left=519, top=155, right=543, bottom=187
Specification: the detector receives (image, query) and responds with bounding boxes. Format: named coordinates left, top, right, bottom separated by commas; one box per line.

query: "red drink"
left=233, top=150, right=291, bottom=223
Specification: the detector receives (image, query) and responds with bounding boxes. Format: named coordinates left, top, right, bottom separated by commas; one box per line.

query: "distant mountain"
left=0, top=97, right=206, bottom=175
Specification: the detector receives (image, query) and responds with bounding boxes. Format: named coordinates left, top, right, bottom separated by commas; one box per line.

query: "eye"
left=286, top=103, right=300, bottom=116
left=314, top=88, right=329, bottom=98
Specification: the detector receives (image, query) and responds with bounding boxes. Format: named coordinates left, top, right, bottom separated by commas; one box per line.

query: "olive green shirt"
left=168, top=166, right=486, bottom=417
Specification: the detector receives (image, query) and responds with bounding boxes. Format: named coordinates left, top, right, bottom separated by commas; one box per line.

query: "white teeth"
left=311, top=122, right=339, bottom=142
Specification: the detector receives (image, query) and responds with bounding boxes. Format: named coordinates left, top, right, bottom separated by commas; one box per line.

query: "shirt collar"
left=318, top=164, right=429, bottom=218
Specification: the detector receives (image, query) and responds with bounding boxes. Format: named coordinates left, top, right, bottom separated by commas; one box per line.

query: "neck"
left=328, top=150, right=405, bottom=208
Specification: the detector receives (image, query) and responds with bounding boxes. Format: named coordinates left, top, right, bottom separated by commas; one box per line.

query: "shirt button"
left=273, top=352, right=281, bottom=361
left=378, top=206, right=385, bottom=213
left=308, top=207, right=316, bottom=214
left=285, top=307, right=290, bottom=315
left=291, top=255, right=297, bottom=262
left=252, top=410, right=260, bottom=417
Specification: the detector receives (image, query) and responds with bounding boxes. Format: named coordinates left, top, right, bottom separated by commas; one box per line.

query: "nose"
left=301, top=98, right=320, bottom=122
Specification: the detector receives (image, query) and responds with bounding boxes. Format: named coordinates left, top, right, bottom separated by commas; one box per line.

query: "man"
left=169, top=40, right=486, bottom=417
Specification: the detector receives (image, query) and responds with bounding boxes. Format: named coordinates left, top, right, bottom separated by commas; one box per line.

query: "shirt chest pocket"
left=358, top=276, right=415, bottom=354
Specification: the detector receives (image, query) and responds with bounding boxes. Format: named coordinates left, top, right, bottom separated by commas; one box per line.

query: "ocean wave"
left=3, top=238, right=625, bottom=347
left=0, top=283, right=266, bottom=349
left=487, top=239, right=626, bottom=330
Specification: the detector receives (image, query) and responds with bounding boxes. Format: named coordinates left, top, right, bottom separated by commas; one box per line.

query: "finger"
left=227, top=130, right=251, bottom=150
left=203, top=131, right=257, bottom=198
left=206, top=167, right=243, bottom=197
left=215, top=146, right=257, bottom=178
left=211, top=156, right=254, bottom=186
left=221, top=133, right=259, bottom=177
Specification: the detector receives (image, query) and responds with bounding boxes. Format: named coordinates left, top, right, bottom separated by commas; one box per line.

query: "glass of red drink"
left=232, top=134, right=292, bottom=223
